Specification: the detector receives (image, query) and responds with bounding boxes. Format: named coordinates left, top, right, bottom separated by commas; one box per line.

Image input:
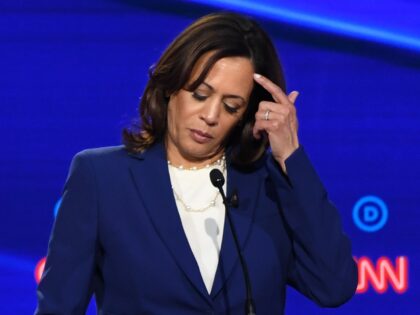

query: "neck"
left=166, top=147, right=224, bottom=170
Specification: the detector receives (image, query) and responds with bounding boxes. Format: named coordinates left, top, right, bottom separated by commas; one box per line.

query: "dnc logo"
left=353, top=195, right=388, bottom=232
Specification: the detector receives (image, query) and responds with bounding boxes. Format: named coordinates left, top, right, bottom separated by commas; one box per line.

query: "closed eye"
left=224, top=103, right=239, bottom=114
left=192, top=92, right=207, bottom=101
left=193, top=91, right=240, bottom=115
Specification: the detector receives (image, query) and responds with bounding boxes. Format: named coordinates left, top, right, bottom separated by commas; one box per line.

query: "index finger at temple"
left=253, top=73, right=289, bottom=104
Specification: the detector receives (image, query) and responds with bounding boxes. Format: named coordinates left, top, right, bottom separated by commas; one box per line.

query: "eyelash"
left=192, top=92, right=207, bottom=101
left=192, top=92, right=239, bottom=114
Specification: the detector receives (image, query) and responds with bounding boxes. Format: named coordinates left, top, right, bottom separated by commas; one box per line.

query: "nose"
left=200, top=98, right=220, bottom=126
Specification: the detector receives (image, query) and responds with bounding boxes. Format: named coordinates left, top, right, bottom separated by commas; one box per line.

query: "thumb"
left=288, top=91, right=299, bottom=104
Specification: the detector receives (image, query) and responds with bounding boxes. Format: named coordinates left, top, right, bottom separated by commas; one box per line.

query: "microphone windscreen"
left=210, top=168, right=225, bottom=188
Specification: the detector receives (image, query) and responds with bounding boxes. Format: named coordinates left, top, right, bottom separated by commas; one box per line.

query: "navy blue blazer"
left=35, top=142, right=357, bottom=315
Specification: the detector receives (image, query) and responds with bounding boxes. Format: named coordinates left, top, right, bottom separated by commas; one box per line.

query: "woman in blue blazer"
left=35, top=12, right=357, bottom=315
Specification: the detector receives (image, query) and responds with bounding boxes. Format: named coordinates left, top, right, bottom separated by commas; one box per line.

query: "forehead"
left=189, top=53, right=255, bottom=98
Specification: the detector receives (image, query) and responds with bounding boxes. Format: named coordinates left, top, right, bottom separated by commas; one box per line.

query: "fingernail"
left=253, top=73, right=262, bottom=79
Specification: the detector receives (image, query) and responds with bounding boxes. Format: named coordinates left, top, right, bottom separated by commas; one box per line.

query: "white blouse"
left=168, top=163, right=226, bottom=294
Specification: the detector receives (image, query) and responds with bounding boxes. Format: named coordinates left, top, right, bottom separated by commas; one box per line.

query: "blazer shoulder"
left=69, top=145, right=136, bottom=175
left=73, top=145, right=130, bottom=162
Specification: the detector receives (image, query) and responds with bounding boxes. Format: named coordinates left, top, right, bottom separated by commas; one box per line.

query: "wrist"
left=273, top=146, right=300, bottom=173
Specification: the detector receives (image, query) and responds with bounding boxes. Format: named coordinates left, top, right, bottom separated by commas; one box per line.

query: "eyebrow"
left=201, top=82, right=247, bottom=103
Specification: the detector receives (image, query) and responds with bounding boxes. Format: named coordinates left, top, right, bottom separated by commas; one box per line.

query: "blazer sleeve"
left=35, top=151, right=98, bottom=315
left=265, top=146, right=358, bottom=307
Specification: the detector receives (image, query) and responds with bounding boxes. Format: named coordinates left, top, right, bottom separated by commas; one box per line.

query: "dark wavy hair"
left=123, top=12, right=286, bottom=166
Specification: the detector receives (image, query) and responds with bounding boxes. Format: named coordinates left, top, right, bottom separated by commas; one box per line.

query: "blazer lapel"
left=128, top=143, right=212, bottom=304
left=210, top=163, right=263, bottom=298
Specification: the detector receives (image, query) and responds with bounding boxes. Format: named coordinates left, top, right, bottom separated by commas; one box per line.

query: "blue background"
left=1, top=0, right=419, bottom=313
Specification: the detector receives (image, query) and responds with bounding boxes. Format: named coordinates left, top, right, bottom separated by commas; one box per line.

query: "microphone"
left=208, top=173, right=239, bottom=208
left=210, top=169, right=256, bottom=315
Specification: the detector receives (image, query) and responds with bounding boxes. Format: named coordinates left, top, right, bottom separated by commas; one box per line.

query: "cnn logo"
left=355, top=256, right=408, bottom=294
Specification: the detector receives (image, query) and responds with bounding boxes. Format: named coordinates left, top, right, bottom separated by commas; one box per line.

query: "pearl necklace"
left=172, top=189, right=219, bottom=212
left=168, top=156, right=226, bottom=212
left=167, top=155, right=226, bottom=171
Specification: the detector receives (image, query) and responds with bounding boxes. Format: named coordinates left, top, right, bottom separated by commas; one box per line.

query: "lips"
left=190, top=129, right=213, bottom=143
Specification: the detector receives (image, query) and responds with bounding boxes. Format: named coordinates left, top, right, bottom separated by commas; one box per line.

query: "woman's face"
left=166, top=54, right=254, bottom=166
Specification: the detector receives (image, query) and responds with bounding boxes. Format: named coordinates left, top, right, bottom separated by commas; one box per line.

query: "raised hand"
left=253, top=73, right=299, bottom=173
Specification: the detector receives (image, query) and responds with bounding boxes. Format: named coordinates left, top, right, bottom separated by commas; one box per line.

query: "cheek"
left=166, top=104, right=179, bottom=138
left=168, top=94, right=191, bottom=123
left=167, top=96, right=191, bottom=139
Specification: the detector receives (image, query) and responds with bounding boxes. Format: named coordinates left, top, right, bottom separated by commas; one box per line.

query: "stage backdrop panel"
left=1, top=0, right=418, bottom=313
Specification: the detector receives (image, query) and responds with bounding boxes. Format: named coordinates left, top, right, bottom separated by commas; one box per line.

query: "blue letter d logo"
left=353, top=195, right=388, bottom=232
